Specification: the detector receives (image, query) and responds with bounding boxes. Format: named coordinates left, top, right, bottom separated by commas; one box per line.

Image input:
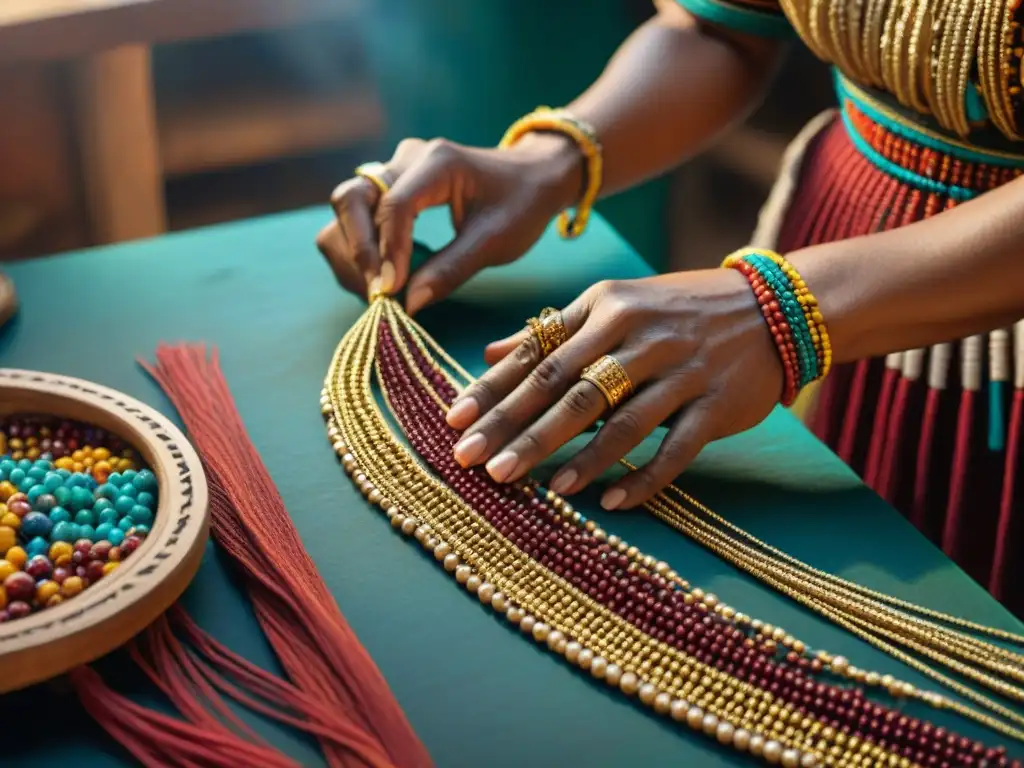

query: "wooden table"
left=0, top=207, right=1021, bottom=765
left=0, top=0, right=373, bottom=247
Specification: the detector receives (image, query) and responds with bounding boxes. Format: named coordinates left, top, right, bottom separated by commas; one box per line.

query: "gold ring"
left=538, top=308, right=569, bottom=352
left=526, top=307, right=569, bottom=357
left=581, top=355, right=633, bottom=409
left=354, top=162, right=392, bottom=195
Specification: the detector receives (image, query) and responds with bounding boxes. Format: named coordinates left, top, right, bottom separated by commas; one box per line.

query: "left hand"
left=445, top=270, right=784, bottom=510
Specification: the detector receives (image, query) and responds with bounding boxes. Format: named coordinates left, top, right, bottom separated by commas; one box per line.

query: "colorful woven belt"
left=834, top=71, right=1024, bottom=202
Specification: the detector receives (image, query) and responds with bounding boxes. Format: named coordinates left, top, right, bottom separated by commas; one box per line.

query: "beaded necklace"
left=779, top=0, right=1023, bottom=140
left=323, top=299, right=1024, bottom=766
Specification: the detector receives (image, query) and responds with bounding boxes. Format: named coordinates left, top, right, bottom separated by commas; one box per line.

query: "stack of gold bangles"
left=526, top=307, right=634, bottom=410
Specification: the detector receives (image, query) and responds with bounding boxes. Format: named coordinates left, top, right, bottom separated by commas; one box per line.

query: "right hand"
left=316, top=133, right=582, bottom=315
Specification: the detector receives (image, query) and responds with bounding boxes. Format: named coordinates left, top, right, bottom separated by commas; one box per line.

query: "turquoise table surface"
left=0, top=207, right=1021, bottom=765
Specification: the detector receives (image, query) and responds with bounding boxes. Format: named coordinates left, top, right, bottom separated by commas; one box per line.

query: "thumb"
left=404, top=209, right=508, bottom=315
left=375, top=140, right=463, bottom=294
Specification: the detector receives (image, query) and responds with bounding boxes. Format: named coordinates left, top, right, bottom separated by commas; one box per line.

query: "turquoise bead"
left=69, top=486, right=93, bottom=511
left=93, top=498, right=114, bottom=514
left=43, top=473, right=63, bottom=492
left=133, top=469, right=157, bottom=493
left=17, top=459, right=32, bottom=471
left=130, top=505, right=153, bottom=526
left=118, top=517, right=135, bottom=532
left=136, top=491, right=156, bottom=509
left=0, top=459, right=15, bottom=476
left=74, top=509, right=96, bottom=527
left=133, top=524, right=151, bottom=536
left=118, top=484, right=138, bottom=501
left=26, top=536, right=49, bottom=558
left=48, top=507, right=71, bottom=524
left=8, top=468, right=25, bottom=485
left=56, top=469, right=70, bottom=480
left=53, top=486, right=71, bottom=506
left=107, top=528, right=126, bottom=547
left=120, top=469, right=138, bottom=486
left=114, top=497, right=135, bottom=517
left=95, top=523, right=114, bottom=541
left=94, top=483, right=118, bottom=500
left=97, top=508, right=117, bottom=525
left=78, top=524, right=97, bottom=542
left=50, top=521, right=76, bottom=543
left=32, top=460, right=50, bottom=472
left=107, top=472, right=124, bottom=487
left=27, top=486, right=46, bottom=504
left=26, top=467, right=46, bottom=482
left=18, top=476, right=35, bottom=493
left=65, top=474, right=87, bottom=489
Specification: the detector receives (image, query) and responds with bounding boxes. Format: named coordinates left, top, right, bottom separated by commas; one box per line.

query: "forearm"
left=520, top=3, right=784, bottom=205
left=791, top=177, right=1024, bottom=363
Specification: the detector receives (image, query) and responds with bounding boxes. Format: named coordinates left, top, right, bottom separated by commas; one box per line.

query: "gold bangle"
left=498, top=107, right=602, bottom=240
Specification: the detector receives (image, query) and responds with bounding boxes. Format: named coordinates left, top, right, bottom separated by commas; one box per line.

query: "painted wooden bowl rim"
left=0, top=368, right=209, bottom=693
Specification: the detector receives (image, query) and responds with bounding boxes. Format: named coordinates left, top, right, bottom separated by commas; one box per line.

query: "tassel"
left=68, top=347, right=434, bottom=767
left=988, top=329, right=1010, bottom=451
left=912, top=343, right=952, bottom=528
left=990, top=321, right=1024, bottom=599
left=878, top=349, right=925, bottom=504
left=865, top=352, right=903, bottom=488
left=139, top=346, right=432, bottom=768
left=943, top=335, right=983, bottom=559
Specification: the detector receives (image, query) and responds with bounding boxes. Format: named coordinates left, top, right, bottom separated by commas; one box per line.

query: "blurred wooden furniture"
left=0, top=0, right=383, bottom=252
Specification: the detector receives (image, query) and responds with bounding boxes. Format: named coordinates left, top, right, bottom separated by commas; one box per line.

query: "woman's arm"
left=531, top=2, right=785, bottom=204
left=795, top=176, right=1024, bottom=363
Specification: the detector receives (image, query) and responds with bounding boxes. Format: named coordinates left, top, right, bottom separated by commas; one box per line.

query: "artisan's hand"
left=444, top=271, right=783, bottom=509
left=316, top=134, right=582, bottom=315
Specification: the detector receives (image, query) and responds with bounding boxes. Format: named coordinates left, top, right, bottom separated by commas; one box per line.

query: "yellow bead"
left=61, top=576, right=85, bottom=597
left=54, top=457, right=74, bottom=471
left=72, top=462, right=85, bottom=473
left=5, top=546, right=26, bottom=569
left=0, top=482, right=15, bottom=501
left=45, top=594, right=63, bottom=609
left=36, top=580, right=60, bottom=604
left=0, top=526, right=16, bottom=555
left=0, top=560, right=15, bottom=581
left=71, top=449, right=85, bottom=462
left=102, top=561, right=120, bottom=576
left=0, top=513, right=19, bottom=530
left=49, top=541, right=73, bottom=567
left=93, top=447, right=111, bottom=461
left=0, top=585, right=6, bottom=610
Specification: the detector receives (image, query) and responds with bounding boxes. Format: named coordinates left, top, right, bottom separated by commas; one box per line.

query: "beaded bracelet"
left=498, top=107, right=603, bottom=239
left=722, top=248, right=832, bottom=405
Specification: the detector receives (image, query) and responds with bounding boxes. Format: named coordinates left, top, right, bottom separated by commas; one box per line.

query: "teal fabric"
left=0, top=207, right=1021, bottom=764
left=674, top=0, right=795, bottom=39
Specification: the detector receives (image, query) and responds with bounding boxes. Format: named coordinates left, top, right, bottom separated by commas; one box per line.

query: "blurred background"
left=0, top=0, right=833, bottom=272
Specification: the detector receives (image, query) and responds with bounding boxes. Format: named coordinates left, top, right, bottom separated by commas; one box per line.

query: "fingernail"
left=446, top=398, right=479, bottom=428
left=453, top=433, right=487, bottom=466
left=601, top=488, right=627, bottom=511
left=486, top=450, right=519, bottom=483
left=406, top=286, right=434, bottom=315
left=549, top=468, right=578, bottom=495
left=367, top=275, right=382, bottom=298
left=378, top=261, right=396, bottom=293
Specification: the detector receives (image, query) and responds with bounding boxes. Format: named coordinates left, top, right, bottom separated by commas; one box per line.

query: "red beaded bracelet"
left=733, top=260, right=800, bottom=405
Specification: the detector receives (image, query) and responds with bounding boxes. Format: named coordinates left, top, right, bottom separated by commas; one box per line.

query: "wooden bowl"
left=0, top=273, right=15, bottom=329
left=0, top=368, right=209, bottom=693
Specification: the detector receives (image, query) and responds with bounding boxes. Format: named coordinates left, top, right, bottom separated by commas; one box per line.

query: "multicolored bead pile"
left=0, top=416, right=156, bottom=623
